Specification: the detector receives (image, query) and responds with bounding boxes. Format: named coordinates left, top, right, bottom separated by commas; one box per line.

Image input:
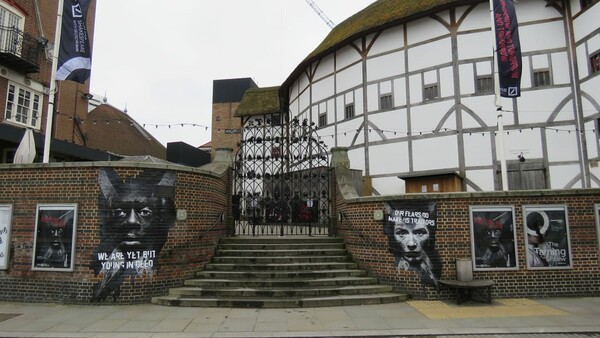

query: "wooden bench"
left=439, top=279, right=494, bottom=304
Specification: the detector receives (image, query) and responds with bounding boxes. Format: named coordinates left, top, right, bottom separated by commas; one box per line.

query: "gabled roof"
left=282, top=0, right=482, bottom=91
left=234, top=86, right=281, bottom=117
left=86, top=104, right=166, bottom=159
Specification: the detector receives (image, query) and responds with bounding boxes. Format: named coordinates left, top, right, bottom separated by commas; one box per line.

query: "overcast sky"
left=89, top=0, right=377, bottom=148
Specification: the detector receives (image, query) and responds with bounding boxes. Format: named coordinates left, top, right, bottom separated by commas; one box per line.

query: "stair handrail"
left=198, top=212, right=224, bottom=240
left=337, top=211, right=378, bottom=246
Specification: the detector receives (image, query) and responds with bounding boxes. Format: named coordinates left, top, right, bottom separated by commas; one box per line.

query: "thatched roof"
left=234, top=86, right=281, bottom=117
left=282, top=0, right=482, bottom=91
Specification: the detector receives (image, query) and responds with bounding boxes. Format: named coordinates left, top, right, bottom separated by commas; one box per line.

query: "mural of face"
left=393, top=220, right=430, bottom=265
left=91, top=168, right=176, bottom=302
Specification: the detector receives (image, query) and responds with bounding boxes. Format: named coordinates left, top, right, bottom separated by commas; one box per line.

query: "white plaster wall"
left=369, top=25, right=405, bottom=55
left=501, top=128, right=543, bottom=161
left=459, top=64, right=476, bottom=95
left=573, top=2, right=600, bottom=41
left=336, top=43, right=362, bottom=70
left=549, top=164, right=583, bottom=189
left=551, top=52, right=571, bottom=85
left=372, top=177, right=405, bottom=195
left=576, top=44, right=589, bottom=79
left=348, top=148, right=366, bottom=172
left=456, top=3, right=488, bottom=32
left=412, top=136, right=459, bottom=171
left=580, top=75, right=600, bottom=116
left=517, top=87, right=573, bottom=124
left=465, top=169, right=495, bottom=192
left=410, top=101, right=456, bottom=133
left=545, top=129, right=580, bottom=162
left=366, top=84, right=378, bottom=113
left=516, top=1, right=561, bottom=23
left=369, top=109, right=408, bottom=136
left=369, top=142, right=410, bottom=175
left=458, top=31, right=492, bottom=60
left=314, top=54, right=335, bottom=82
left=584, top=120, right=599, bottom=159
left=406, top=15, right=449, bottom=45
left=589, top=165, right=600, bottom=188
left=366, top=51, right=405, bottom=82
left=336, top=64, right=362, bottom=93
left=463, top=133, right=493, bottom=167
left=519, top=21, right=566, bottom=53
left=461, top=97, right=498, bottom=128
left=440, top=66, right=455, bottom=98
left=407, top=38, right=452, bottom=72
left=312, top=76, right=335, bottom=103
left=409, top=74, right=422, bottom=102
left=299, top=87, right=310, bottom=115
left=393, top=78, right=407, bottom=107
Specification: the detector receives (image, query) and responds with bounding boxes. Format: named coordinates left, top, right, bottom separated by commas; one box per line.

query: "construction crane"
left=305, top=0, right=335, bottom=29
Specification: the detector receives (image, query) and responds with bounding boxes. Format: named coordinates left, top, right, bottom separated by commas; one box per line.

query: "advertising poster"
left=383, top=200, right=440, bottom=288
left=32, top=204, right=77, bottom=271
left=0, top=205, right=13, bottom=270
left=470, top=206, right=518, bottom=270
left=596, top=204, right=600, bottom=260
left=523, top=205, right=572, bottom=269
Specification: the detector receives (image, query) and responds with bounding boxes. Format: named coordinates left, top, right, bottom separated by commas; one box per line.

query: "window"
left=533, top=69, right=551, bottom=87
left=318, top=113, right=327, bottom=128
left=476, top=76, right=494, bottom=94
left=591, top=51, right=600, bottom=75
left=5, top=83, right=42, bottom=129
left=423, top=84, right=439, bottom=101
left=0, top=4, right=24, bottom=54
left=344, top=104, right=355, bottom=120
left=380, top=94, right=393, bottom=110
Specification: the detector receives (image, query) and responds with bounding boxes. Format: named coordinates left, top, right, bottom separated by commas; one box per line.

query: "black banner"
left=57, top=0, right=92, bottom=83
left=494, top=0, right=522, bottom=97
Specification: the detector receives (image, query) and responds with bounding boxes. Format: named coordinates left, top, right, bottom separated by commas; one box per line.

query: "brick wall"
left=334, top=188, right=600, bottom=300
left=0, top=162, right=229, bottom=304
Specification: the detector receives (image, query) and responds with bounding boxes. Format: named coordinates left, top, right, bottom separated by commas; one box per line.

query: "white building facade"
left=282, top=0, right=600, bottom=195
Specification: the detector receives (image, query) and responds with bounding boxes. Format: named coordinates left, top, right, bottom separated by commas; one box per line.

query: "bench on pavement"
left=439, top=279, right=494, bottom=305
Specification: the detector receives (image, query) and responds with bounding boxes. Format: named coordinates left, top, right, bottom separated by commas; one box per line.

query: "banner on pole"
left=56, top=0, right=92, bottom=84
left=494, top=0, right=522, bottom=98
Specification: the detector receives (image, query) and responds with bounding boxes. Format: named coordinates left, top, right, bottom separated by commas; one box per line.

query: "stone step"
left=212, top=255, right=352, bottom=264
left=184, top=276, right=381, bottom=288
left=219, top=236, right=342, bottom=245
left=216, top=248, right=347, bottom=257
left=166, top=284, right=393, bottom=298
left=195, top=269, right=367, bottom=279
left=152, top=293, right=407, bottom=308
left=218, top=242, right=345, bottom=250
left=204, top=261, right=358, bottom=271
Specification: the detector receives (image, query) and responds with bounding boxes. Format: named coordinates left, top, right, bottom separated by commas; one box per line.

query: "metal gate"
left=232, top=115, right=331, bottom=236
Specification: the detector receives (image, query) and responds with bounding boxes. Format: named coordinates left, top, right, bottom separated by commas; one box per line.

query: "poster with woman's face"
left=0, top=205, right=13, bottom=270
left=523, top=205, right=572, bottom=269
left=32, top=204, right=77, bottom=271
left=470, top=206, right=518, bottom=270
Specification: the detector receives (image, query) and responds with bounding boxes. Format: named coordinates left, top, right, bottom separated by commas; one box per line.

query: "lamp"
left=518, top=152, right=526, bottom=162
left=81, top=93, right=93, bottom=100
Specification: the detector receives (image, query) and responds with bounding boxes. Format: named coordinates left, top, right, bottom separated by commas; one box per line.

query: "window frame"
left=532, top=69, right=552, bottom=88
left=318, top=112, right=327, bottom=128
left=590, top=50, right=600, bottom=75
left=476, top=75, right=494, bottom=94
left=4, top=82, right=43, bottom=130
left=379, top=94, right=393, bottom=110
left=344, top=104, right=355, bottom=120
left=423, top=83, right=439, bottom=101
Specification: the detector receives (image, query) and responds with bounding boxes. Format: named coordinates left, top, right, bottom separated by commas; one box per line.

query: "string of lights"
left=54, top=111, right=211, bottom=130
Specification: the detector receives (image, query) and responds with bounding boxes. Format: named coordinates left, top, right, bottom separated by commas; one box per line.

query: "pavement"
left=0, top=297, right=599, bottom=337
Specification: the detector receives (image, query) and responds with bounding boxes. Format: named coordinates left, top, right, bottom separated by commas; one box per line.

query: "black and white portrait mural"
left=91, top=168, right=176, bottom=302
left=523, top=205, right=571, bottom=269
left=384, top=201, right=440, bottom=288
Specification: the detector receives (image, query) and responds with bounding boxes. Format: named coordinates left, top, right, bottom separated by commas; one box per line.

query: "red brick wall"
left=0, top=163, right=229, bottom=304
left=334, top=187, right=600, bottom=300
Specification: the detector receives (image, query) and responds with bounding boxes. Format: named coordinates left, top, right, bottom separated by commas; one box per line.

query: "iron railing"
left=0, top=25, right=41, bottom=73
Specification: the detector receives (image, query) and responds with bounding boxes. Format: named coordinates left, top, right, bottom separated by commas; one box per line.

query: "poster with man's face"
left=32, top=204, right=77, bottom=271
left=523, top=205, right=572, bottom=269
left=470, top=206, right=518, bottom=270
left=0, top=205, right=13, bottom=270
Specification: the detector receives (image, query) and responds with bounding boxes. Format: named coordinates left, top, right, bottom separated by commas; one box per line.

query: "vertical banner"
left=494, top=0, right=522, bottom=97
left=470, top=206, right=518, bottom=270
left=523, top=205, right=572, bottom=269
left=32, top=204, right=77, bottom=271
left=383, top=200, right=440, bottom=288
left=0, top=205, right=13, bottom=270
left=56, top=0, right=92, bottom=83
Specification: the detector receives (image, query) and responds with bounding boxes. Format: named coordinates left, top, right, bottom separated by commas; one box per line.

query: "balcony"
left=0, top=26, right=41, bottom=74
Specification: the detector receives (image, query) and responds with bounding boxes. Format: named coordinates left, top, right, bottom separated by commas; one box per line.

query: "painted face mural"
left=91, top=168, right=176, bottom=302
left=384, top=201, right=440, bottom=288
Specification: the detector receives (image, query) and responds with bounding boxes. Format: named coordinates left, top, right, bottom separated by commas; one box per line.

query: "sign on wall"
left=32, top=204, right=78, bottom=271
left=523, top=205, right=572, bottom=269
left=0, top=205, right=13, bottom=270
left=469, top=206, right=518, bottom=271
left=383, top=200, right=440, bottom=288
left=91, top=168, right=176, bottom=302
left=595, top=204, right=600, bottom=261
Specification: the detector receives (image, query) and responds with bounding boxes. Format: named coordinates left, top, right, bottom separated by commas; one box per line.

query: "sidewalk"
left=0, top=297, right=599, bottom=337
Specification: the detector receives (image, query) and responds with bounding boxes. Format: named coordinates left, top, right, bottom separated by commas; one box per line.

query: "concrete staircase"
left=152, top=236, right=408, bottom=308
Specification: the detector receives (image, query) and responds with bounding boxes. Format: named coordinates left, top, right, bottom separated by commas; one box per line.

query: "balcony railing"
left=0, top=25, right=41, bottom=73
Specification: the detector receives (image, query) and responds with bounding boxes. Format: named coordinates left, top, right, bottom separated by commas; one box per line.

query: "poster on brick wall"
left=32, top=204, right=77, bottom=271
left=383, top=200, right=440, bottom=289
left=0, top=205, right=13, bottom=270
left=91, top=168, right=176, bottom=302
left=523, top=205, right=572, bottom=269
left=595, top=204, right=600, bottom=261
left=469, top=206, right=518, bottom=271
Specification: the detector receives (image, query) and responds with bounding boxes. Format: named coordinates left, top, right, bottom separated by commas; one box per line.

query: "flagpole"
left=43, top=0, right=64, bottom=163
left=489, top=0, right=509, bottom=191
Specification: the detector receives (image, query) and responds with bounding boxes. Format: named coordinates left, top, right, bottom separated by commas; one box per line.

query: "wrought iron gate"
left=232, top=115, right=331, bottom=236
